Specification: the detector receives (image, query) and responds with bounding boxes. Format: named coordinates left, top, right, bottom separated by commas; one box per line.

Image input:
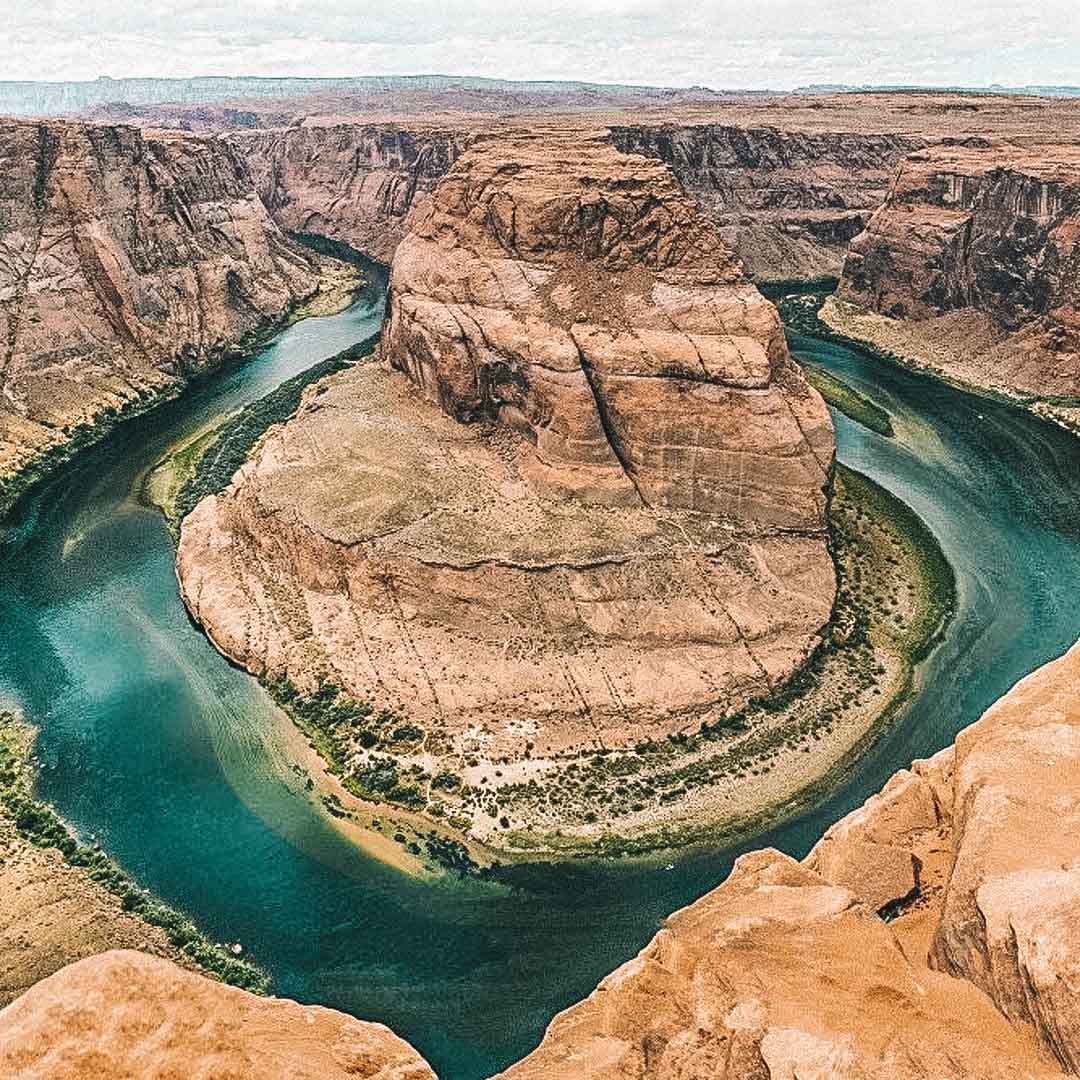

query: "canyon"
left=826, top=140, right=1080, bottom=421
left=2, top=80, right=1080, bottom=1080
left=175, top=129, right=838, bottom=848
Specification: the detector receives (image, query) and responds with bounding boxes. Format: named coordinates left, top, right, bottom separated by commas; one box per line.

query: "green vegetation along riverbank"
left=253, top=464, right=956, bottom=868
left=0, top=710, right=268, bottom=992
left=149, top=333, right=380, bottom=530
left=804, top=366, right=894, bottom=436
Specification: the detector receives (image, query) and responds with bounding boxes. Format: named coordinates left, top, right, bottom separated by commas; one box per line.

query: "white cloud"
left=3, top=0, right=1079, bottom=88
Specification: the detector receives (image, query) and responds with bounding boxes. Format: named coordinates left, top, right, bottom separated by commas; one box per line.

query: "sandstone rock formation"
left=176, top=130, right=835, bottom=842
left=237, top=119, right=922, bottom=282
left=0, top=119, right=337, bottom=513
left=239, top=124, right=465, bottom=264
left=501, top=638, right=1080, bottom=1079
left=0, top=950, right=435, bottom=1080
left=832, top=141, right=1080, bottom=401
left=381, top=131, right=833, bottom=523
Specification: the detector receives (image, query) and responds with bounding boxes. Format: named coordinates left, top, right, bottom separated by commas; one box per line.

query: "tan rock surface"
left=0, top=118, right=334, bottom=512
left=178, top=360, right=834, bottom=759
left=0, top=835, right=188, bottom=1008
left=176, top=129, right=835, bottom=842
left=381, top=130, right=832, bottom=526
left=835, top=141, right=1080, bottom=401
left=498, top=849, right=1062, bottom=1080
left=0, top=950, right=435, bottom=1080
left=502, top=641, right=1080, bottom=1079
left=930, top=639, right=1080, bottom=1071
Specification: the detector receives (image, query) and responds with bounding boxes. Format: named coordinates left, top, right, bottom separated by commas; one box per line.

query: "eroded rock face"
left=0, top=119, right=331, bottom=511
left=610, top=125, right=922, bottom=281
left=238, top=124, right=465, bottom=264
left=929, top=640, right=1080, bottom=1071
left=835, top=142, right=1080, bottom=399
left=177, top=360, right=834, bottom=768
left=0, top=950, right=435, bottom=1080
left=498, top=849, right=1061, bottom=1080
left=382, top=130, right=832, bottom=527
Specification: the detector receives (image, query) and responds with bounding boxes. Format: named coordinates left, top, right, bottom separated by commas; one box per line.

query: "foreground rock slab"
left=0, top=950, right=435, bottom=1080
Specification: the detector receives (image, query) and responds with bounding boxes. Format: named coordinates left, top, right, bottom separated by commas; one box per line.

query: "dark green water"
left=2, top=293, right=1080, bottom=1078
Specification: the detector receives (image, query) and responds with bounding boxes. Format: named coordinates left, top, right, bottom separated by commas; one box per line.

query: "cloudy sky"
left=7, top=0, right=1080, bottom=89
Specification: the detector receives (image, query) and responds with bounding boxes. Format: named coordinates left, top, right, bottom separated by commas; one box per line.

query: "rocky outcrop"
left=930, top=641, right=1080, bottom=1071
left=833, top=141, right=1080, bottom=400
left=0, top=950, right=435, bottom=1080
left=611, top=125, right=923, bottom=281
left=176, top=129, right=835, bottom=843
left=237, top=124, right=465, bottom=264
left=501, top=639, right=1080, bottom=1078
left=382, top=130, right=832, bottom=524
left=498, top=850, right=1060, bottom=1080
left=236, top=120, right=921, bottom=283
left=0, top=119, right=336, bottom=513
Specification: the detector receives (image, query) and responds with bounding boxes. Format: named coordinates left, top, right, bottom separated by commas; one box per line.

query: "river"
left=2, top=284, right=1080, bottom=1079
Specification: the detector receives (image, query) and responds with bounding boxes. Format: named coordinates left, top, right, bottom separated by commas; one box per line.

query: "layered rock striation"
left=238, top=124, right=465, bottom=264
left=176, top=130, right=835, bottom=839
left=610, top=124, right=922, bottom=281
left=380, top=131, right=833, bottom=524
left=0, top=119, right=335, bottom=513
left=832, top=141, right=1080, bottom=401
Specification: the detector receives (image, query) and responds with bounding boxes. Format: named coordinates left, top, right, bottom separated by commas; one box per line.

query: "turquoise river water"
left=2, top=277, right=1080, bottom=1078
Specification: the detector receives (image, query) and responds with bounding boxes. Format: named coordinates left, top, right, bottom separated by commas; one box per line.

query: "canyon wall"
left=610, top=124, right=922, bottom=281
left=831, top=141, right=1080, bottom=401
left=6, top=640, right=1080, bottom=1078
left=234, top=119, right=921, bottom=282
left=0, top=119, right=335, bottom=513
left=176, top=129, right=835, bottom=844
left=236, top=124, right=466, bottom=263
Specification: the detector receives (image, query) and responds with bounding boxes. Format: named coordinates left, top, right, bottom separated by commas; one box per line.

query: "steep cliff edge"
left=176, top=130, right=836, bottom=848
left=829, top=141, right=1080, bottom=404
left=501, top=638, right=1080, bottom=1078
left=610, top=124, right=922, bottom=281
left=234, top=120, right=921, bottom=282
left=236, top=124, right=465, bottom=264
left=5, top=642, right=1080, bottom=1078
left=0, top=119, right=343, bottom=516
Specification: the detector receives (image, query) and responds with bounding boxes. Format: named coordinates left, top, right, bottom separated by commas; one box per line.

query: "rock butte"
left=4, top=639, right=1080, bottom=1079
left=176, top=131, right=836, bottom=819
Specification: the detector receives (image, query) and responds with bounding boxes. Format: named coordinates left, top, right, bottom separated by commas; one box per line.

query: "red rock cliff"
left=0, top=119, right=332, bottom=512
